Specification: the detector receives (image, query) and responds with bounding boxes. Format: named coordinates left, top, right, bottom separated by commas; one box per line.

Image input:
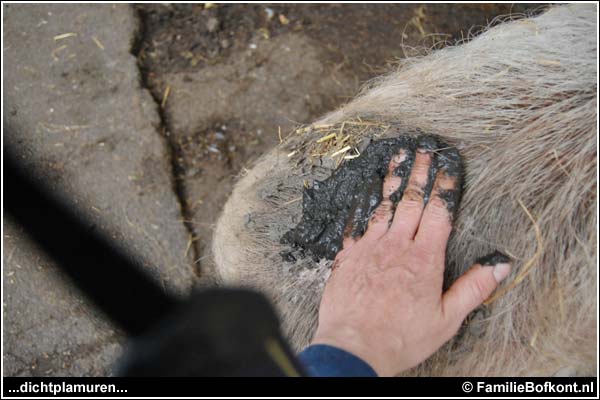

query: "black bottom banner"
left=2, top=377, right=597, bottom=397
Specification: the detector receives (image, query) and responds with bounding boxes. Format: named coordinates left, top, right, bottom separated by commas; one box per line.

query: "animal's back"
left=213, top=4, right=597, bottom=376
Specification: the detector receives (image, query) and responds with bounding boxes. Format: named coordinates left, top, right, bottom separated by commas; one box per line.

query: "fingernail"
left=492, top=263, right=511, bottom=283
left=476, top=250, right=512, bottom=283
left=417, top=147, right=434, bottom=154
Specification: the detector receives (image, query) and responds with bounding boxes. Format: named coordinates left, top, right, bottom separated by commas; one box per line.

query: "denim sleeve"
left=298, top=344, right=378, bottom=377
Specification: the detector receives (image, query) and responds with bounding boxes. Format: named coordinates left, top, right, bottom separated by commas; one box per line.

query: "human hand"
left=310, top=144, right=511, bottom=376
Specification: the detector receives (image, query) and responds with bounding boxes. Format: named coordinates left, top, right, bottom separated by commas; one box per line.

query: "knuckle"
left=401, top=197, right=423, bottom=210
left=413, top=242, right=436, bottom=264
left=437, top=173, right=457, bottom=191
left=380, top=235, right=399, bottom=252
left=427, top=195, right=450, bottom=219
left=368, top=214, right=382, bottom=225
left=379, top=199, right=394, bottom=212
left=369, top=201, right=393, bottom=225
left=402, top=184, right=425, bottom=204
left=412, top=158, right=431, bottom=176
left=468, top=276, right=495, bottom=304
left=412, top=164, right=430, bottom=177
left=376, top=200, right=393, bottom=215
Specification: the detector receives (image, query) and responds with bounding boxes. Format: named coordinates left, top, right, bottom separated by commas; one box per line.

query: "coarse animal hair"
left=213, top=4, right=597, bottom=376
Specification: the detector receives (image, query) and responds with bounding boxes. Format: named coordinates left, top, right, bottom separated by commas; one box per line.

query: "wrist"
left=311, top=326, right=397, bottom=377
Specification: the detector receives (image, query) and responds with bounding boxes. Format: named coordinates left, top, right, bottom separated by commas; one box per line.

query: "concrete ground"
left=3, top=4, right=195, bottom=376
left=2, top=3, right=543, bottom=376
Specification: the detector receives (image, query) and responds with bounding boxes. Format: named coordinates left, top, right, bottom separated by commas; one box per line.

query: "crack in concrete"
left=131, top=9, right=202, bottom=279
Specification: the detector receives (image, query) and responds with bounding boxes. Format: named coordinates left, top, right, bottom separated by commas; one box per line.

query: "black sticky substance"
left=281, top=135, right=464, bottom=262
left=476, top=251, right=511, bottom=266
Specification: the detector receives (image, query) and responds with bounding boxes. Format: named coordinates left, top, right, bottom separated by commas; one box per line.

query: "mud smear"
left=476, top=250, right=511, bottom=266
left=281, top=135, right=464, bottom=262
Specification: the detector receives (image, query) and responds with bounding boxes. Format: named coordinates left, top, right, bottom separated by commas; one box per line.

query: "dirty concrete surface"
left=3, top=3, right=544, bottom=376
left=3, top=4, right=195, bottom=376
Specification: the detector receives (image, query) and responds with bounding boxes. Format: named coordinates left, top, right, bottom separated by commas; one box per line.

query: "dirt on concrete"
left=3, top=3, right=195, bottom=377
left=136, top=3, right=543, bottom=82
left=133, top=3, right=546, bottom=281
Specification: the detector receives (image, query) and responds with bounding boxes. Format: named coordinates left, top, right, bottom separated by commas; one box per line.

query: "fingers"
left=389, top=148, right=432, bottom=239
left=415, top=170, right=458, bottom=255
left=362, top=150, right=407, bottom=241
left=414, top=146, right=462, bottom=261
left=442, top=256, right=511, bottom=325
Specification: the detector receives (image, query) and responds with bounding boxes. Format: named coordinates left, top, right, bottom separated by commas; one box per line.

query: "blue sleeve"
left=298, top=344, right=378, bottom=377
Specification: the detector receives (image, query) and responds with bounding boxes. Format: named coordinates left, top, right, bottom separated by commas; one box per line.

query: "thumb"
left=443, top=251, right=511, bottom=323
